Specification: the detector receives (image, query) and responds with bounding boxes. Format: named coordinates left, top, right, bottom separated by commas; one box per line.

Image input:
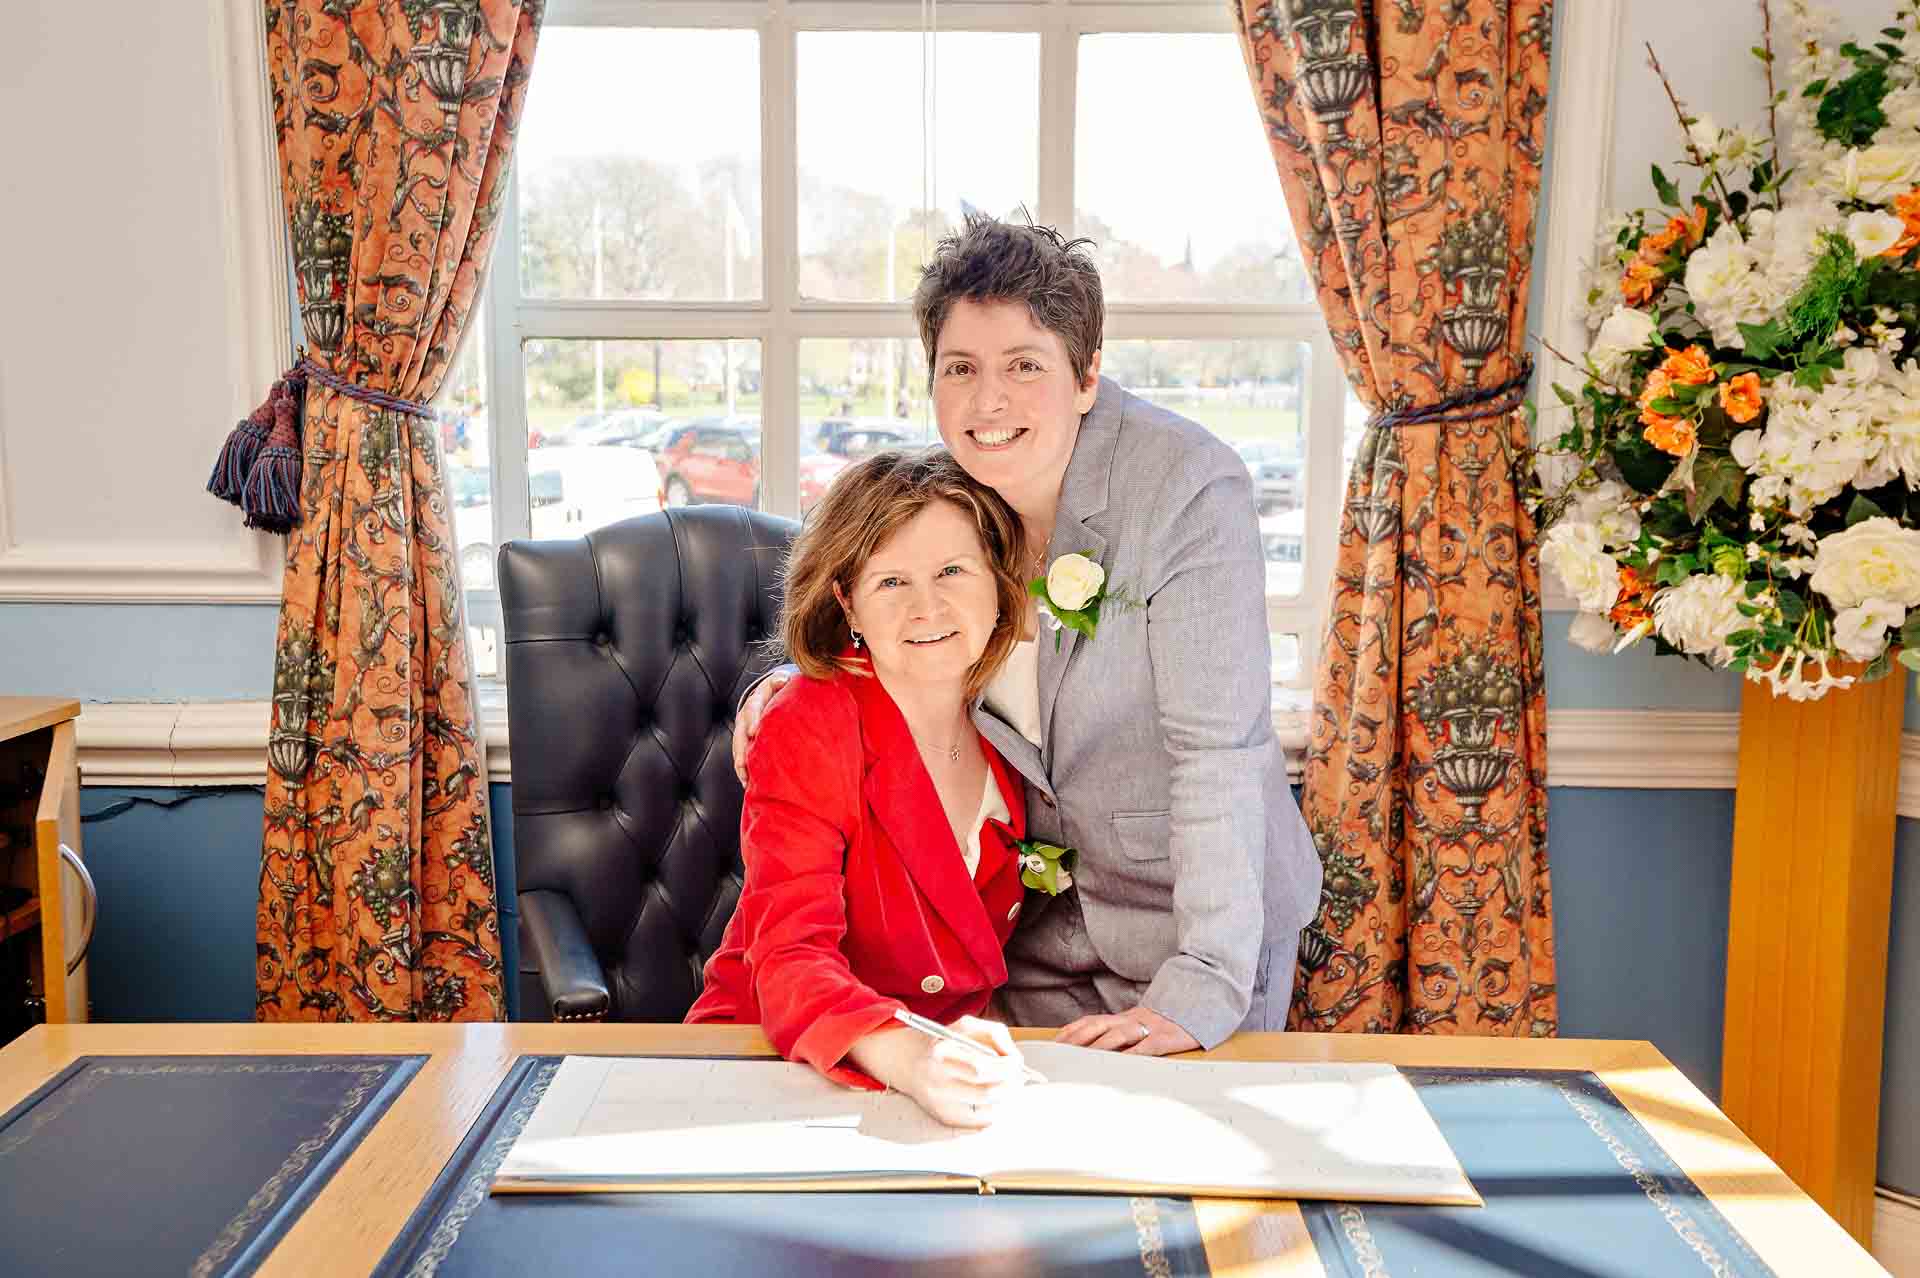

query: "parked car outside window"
left=799, top=419, right=918, bottom=512
left=654, top=422, right=761, bottom=508
left=1233, top=439, right=1303, bottom=515
left=1259, top=507, right=1305, bottom=599
left=562, top=408, right=679, bottom=450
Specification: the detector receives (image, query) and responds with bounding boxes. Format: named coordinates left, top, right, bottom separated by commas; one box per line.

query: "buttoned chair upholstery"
left=500, top=506, right=796, bottom=1022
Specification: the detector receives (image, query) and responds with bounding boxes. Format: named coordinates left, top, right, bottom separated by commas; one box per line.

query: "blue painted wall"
left=71, top=783, right=520, bottom=1025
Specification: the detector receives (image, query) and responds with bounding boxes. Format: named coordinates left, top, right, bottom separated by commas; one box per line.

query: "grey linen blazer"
left=974, top=376, right=1322, bottom=1048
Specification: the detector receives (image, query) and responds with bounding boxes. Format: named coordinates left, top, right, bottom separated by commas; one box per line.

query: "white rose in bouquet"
left=1832, top=599, right=1906, bottom=662
left=1540, top=523, right=1621, bottom=613
left=1570, top=478, right=1642, bottom=549
left=1588, top=305, right=1660, bottom=387
left=1809, top=517, right=1920, bottom=609
left=1567, top=610, right=1618, bottom=654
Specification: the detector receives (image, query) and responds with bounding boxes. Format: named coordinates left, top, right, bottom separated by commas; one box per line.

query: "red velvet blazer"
left=686, top=667, right=1028, bottom=1089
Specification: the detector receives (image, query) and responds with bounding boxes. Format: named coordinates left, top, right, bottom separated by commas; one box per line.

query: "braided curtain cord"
left=207, top=357, right=436, bottom=533
left=297, top=357, right=436, bottom=419
left=1366, top=362, right=1535, bottom=431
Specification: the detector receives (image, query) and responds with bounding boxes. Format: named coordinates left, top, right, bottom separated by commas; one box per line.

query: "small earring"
left=851, top=630, right=863, bottom=650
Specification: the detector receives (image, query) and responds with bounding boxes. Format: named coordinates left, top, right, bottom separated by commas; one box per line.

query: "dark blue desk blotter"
left=376, top=1055, right=1209, bottom=1278
left=1302, top=1068, right=1778, bottom=1278
left=0, top=1053, right=423, bottom=1278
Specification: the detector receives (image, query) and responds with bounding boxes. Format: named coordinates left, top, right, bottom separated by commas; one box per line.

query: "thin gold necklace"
left=1028, top=529, right=1051, bottom=576
left=919, top=716, right=968, bottom=763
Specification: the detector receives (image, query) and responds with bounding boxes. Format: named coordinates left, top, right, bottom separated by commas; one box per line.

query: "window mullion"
left=1037, top=8, right=1075, bottom=233
left=762, top=3, right=800, bottom=517
left=512, top=303, right=770, bottom=340
left=1101, top=308, right=1333, bottom=341
left=489, top=176, right=532, bottom=550
left=1299, top=330, right=1349, bottom=687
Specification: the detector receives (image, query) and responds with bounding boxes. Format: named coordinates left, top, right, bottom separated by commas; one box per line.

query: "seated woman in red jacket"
left=687, top=451, right=1037, bottom=1128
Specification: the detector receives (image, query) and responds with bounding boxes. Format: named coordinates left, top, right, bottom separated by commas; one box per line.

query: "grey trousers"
left=998, top=889, right=1289, bottom=1035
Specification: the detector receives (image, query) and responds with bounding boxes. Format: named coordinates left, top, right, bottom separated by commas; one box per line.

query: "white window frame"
left=480, top=0, right=1348, bottom=688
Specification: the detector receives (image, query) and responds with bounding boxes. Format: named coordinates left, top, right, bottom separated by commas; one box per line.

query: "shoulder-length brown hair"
left=781, top=450, right=1026, bottom=702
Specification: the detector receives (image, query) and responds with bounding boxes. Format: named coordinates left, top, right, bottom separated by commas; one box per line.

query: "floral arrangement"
left=1532, top=0, right=1920, bottom=700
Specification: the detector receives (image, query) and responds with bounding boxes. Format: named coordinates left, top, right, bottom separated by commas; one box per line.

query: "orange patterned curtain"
left=247, top=0, right=541, bottom=1020
left=1233, top=0, right=1556, bottom=1034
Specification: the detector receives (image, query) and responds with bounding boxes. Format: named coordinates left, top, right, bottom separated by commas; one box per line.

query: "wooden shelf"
left=1, top=894, right=38, bottom=938
left=0, top=699, right=80, bottom=748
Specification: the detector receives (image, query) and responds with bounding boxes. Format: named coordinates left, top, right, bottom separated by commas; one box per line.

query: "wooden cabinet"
left=0, top=697, right=93, bottom=1027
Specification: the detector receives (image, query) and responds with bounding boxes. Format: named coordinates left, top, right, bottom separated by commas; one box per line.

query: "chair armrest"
left=519, top=889, right=611, bottom=1022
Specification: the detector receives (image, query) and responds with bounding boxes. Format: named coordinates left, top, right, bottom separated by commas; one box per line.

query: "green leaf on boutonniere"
left=1029, top=578, right=1095, bottom=651
left=1015, top=839, right=1076, bottom=895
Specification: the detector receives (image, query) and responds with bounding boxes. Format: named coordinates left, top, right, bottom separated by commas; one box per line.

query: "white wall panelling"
left=0, top=0, right=288, bottom=602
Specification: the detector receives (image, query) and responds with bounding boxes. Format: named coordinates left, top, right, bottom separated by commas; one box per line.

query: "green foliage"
left=1814, top=40, right=1899, bottom=146
left=1651, top=164, right=1681, bottom=208
left=1611, top=430, right=1679, bottom=495
left=1846, top=494, right=1890, bottom=527
left=1687, top=454, right=1747, bottom=522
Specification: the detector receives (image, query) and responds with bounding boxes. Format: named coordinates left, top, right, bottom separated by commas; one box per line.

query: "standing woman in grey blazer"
left=738, top=215, right=1322, bottom=1054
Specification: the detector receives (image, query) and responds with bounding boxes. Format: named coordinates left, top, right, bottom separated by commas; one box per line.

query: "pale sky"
left=516, top=25, right=1297, bottom=275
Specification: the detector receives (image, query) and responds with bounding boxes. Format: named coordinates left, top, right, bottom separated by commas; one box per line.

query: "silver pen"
left=891, top=1007, right=1049, bottom=1084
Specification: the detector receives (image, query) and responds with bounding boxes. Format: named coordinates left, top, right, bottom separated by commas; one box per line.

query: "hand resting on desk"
left=1056, top=1006, right=1200, bottom=1057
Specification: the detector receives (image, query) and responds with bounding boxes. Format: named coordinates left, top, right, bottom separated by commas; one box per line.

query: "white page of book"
left=497, top=1046, right=1474, bottom=1204
left=971, top=1042, right=1472, bottom=1200
left=498, top=1055, right=982, bottom=1184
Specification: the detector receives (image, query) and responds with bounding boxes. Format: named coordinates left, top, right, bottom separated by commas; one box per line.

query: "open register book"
left=493, top=1043, right=1479, bottom=1205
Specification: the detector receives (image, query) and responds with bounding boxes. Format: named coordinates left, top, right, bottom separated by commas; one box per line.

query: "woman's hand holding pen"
left=847, top=1015, right=1033, bottom=1129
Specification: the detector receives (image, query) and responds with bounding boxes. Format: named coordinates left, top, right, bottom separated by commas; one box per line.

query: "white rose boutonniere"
left=1031, top=552, right=1139, bottom=649
left=1015, top=839, right=1076, bottom=895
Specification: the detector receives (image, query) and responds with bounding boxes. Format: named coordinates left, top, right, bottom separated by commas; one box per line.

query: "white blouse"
left=982, top=638, right=1043, bottom=749
left=961, top=765, right=1011, bottom=879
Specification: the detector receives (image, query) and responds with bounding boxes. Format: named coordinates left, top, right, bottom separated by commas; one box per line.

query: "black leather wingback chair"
left=500, top=506, right=796, bottom=1022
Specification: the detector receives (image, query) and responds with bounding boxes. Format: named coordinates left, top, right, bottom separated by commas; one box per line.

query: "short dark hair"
left=912, top=214, right=1104, bottom=391
left=779, top=450, right=1027, bottom=703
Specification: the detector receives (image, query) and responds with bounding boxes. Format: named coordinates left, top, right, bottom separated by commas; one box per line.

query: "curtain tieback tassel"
left=207, top=356, right=433, bottom=536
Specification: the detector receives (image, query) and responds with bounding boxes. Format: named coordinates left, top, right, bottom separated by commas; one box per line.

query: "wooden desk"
left=0, top=1024, right=1884, bottom=1277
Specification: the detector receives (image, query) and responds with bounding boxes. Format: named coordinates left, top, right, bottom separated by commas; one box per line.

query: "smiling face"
left=836, top=499, right=1002, bottom=695
left=931, top=299, right=1101, bottom=514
